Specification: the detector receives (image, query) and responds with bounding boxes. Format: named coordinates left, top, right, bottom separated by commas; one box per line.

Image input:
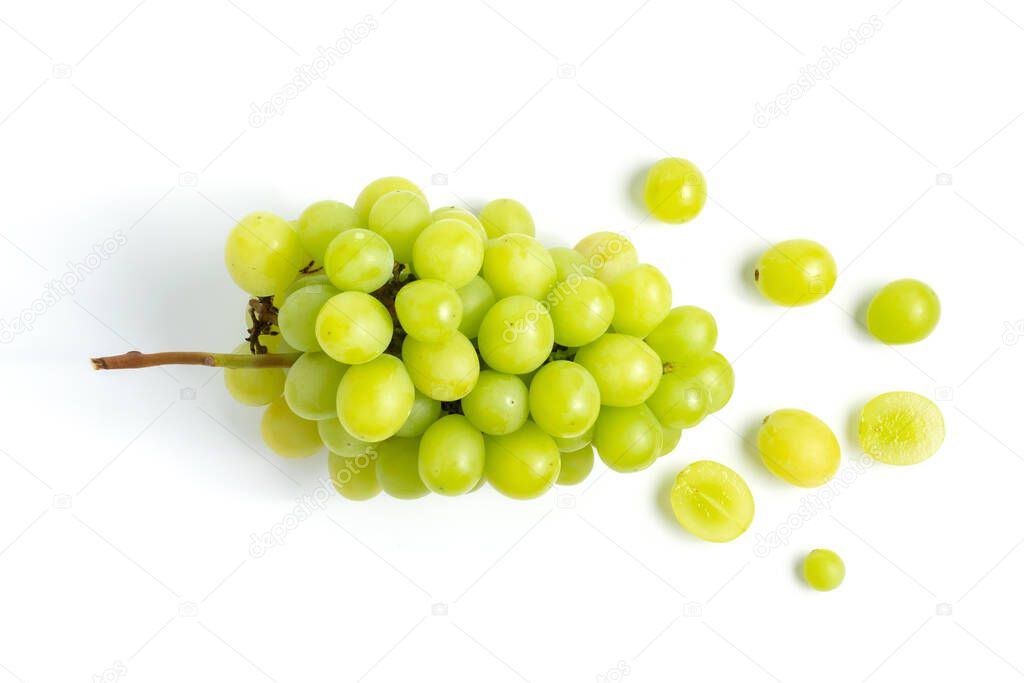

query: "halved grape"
left=477, top=295, right=554, bottom=375
left=642, top=158, right=707, bottom=224
left=866, top=279, right=940, bottom=344
left=278, top=283, right=339, bottom=352
left=225, top=212, right=310, bottom=295
left=754, top=239, right=836, bottom=307
left=401, top=332, right=480, bottom=401
left=528, top=361, right=600, bottom=439
left=482, top=234, right=557, bottom=300
left=757, top=409, right=840, bottom=487
left=609, top=264, right=672, bottom=337
left=479, top=198, right=535, bottom=238
left=484, top=422, right=560, bottom=499
left=670, top=460, right=754, bottom=542
left=297, top=200, right=362, bottom=263
left=354, top=176, right=425, bottom=223
left=574, top=333, right=661, bottom=407
left=412, top=218, right=484, bottom=288
left=573, top=231, right=638, bottom=284
left=859, top=391, right=944, bottom=465
left=375, top=437, right=429, bottom=499
left=461, top=370, right=529, bottom=435
left=644, top=306, right=717, bottom=364
left=323, top=228, right=394, bottom=293
left=315, top=291, right=393, bottom=364
left=284, top=352, right=348, bottom=420
left=803, top=549, right=845, bottom=591
left=337, top=354, right=415, bottom=442
left=557, top=444, right=594, bottom=486
left=418, top=415, right=485, bottom=496
left=328, top=451, right=381, bottom=501
left=395, top=279, right=462, bottom=343
left=261, top=396, right=322, bottom=458
left=593, top=404, right=663, bottom=473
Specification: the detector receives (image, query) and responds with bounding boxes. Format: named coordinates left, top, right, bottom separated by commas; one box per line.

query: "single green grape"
left=528, top=361, right=601, bottom=439
left=671, top=351, right=734, bottom=413
left=367, top=189, right=431, bottom=264
left=418, top=414, right=485, bottom=496
left=479, top=198, right=535, bottom=238
left=318, top=417, right=370, bottom=457
left=553, top=426, right=593, bottom=453
left=643, top=158, right=707, bottom=224
left=477, top=295, right=554, bottom=375
left=279, top=272, right=332, bottom=302
left=412, top=218, right=485, bottom=288
left=277, top=283, right=339, bottom=352
left=337, top=354, right=415, bottom=442
left=395, top=279, right=463, bottom=343
left=401, top=332, right=480, bottom=401
left=609, top=264, right=672, bottom=337
left=484, top=422, right=560, bottom=499
left=803, top=549, right=845, bottom=591
left=395, top=390, right=442, bottom=438
left=593, top=404, right=663, bottom=473
left=431, top=206, right=487, bottom=240
left=574, top=231, right=638, bottom=284
left=644, top=306, right=717, bottom=364
left=758, top=409, right=840, bottom=487
left=557, top=444, right=594, bottom=486
left=549, top=246, right=590, bottom=282
left=548, top=276, right=614, bottom=347
left=482, top=234, right=557, bottom=300
left=224, top=341, right=286, bottom=406
left=646, top=373, right=710, bottom=429
left=375, top=436, right=429, bottom=499
left=328, top=451, right=381, bottom=501
left=574, top=333, right=662, bottom=407
left=284, top=352, right=349, bottom=420
left=315, top=291, right=393, bottom=364
left=660, top=425, right=682, bottom=456
left=323, top=228, right=394, bottom=293
left=754, top=239, right=836, bottom=306
left=456, top=276, right=496, bottom=339
left=866, top=279, right=940, bottom=344
left=354, top=176, right=426, bottom=223
left=461, top=370, right=530, bottom=435
left=225, top=212, right=310, bottom=295
left=261, top=396, right=323, bottom=458
left=297, top=200, right=362, bottom=263
left=859, top=391, right=945, bottom=465
left=670, top=460, right=754, bottom=542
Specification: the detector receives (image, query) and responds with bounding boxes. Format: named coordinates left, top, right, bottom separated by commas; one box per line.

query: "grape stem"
left=90, top=351, right=301, bottom=371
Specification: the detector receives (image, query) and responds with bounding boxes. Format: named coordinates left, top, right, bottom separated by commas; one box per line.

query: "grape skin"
left=367, top=189, right=431, bottom=264
left=866, top=279, right=940, bottom=344
left=224, top=341, right=287, bottom=407
left=477, top=295, right=554, bottom=375
left=803, top=549, right=845, bottom=591
left=660, top=426, right=682, bottom=456
left=412, top=218, right=485, bottom=288
left=757, top=409, right=840, bottom=487
left=337, top=354, right=415, bottom=443
left=574, top=333, right=662, bottom=407
left=261, top=396, right=323, bottom=458
left=528, top=361, right=601, bottom=439
left=394, top=390, right=442, bottom=438
left=297, top=200, right=362, bottom=264
left=395, top=279, right=463, bottom=343
left=401, top=332, right=480, bottom=401
left=482, top=234, right=557, bottom=300
left=549, top=246, right=589, bottom=282
left=456, top=277, right=496, bottom=339
left=323, top=228, right=394, bottom=293
left=484, top=422, right=560, bottom=499
left=375, top=437, right=429, bottom=499
left=354, top=176, right=426, bottom=223
left=431, top=206, right=487, bottom=240
left=318, top=418, right=370, bottom=457
left=574, top=231, right=638, bottom=284
left=278, top=283, right=339, bottom=352
left=461, top=370, right=530, bottom=435
left=608, top=264, right=672, bottom=337
left=418, top=415, right=485, bottom=496
left=671, top=351, right=734, bottom=414
left=754, top=239, right=836, bottom=307
left=643, top=158, right=707, bottom=224
left=557, top=444, right=594, bottom=486
left=644, top=306, right=717, bottom=364
left=315, top=292, right=393, bottom=365
left=479, top=198, right=535, bottom=238
left=593, top=404, right=663, bottom=473
left=547, top=276, right=614, bottom=347
left=284, top=352, right=349, bottom=420
left=225, top=212, right=310, bottom=295
left=670, top=460, right=754, bottom=542
left=646, top=373, right=709, bottom=429
left=328, top=451, right=382, bottom=501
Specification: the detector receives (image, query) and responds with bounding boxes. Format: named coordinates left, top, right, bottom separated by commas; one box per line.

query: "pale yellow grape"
left=477, top=295, right=555, bottom=375
left=574, top=333, right=662, bottom=407
left=553, top=426, right=593, bottom=453
left=297, top=200, right=362, bottom=263
left=670, top=460, right=754, bottom=542
left=368, top=190, right=431, bottom=264
left=323, top=228, right=394, bottom=293
left=224, top=342, right=286, bottom=406
left=225, top=212, right=310, bottom=295
left=318, top=417, right=370, bottom=457
left=644, top=306, right=717, bottom=364
left=548, top=276, right=614, bottom=347
left=395, top=390, right=442, bottom=437
left=660, top=426, right=682, bottom=456
left=401, top=332, right=480, bottom=401
left=412, top=218, right=485, bottom=288
left=278, top=283, right=339, bottom=352
left=482, top=234, right=557, bottom=300
left=479, top=198, right=535, bottom=238
left=609, top=264, right=672, bottom=337
left=395, top=279, right=462, bottom=342
left=593, top=404, right=663, bottom=473
left=315, top=292, right=393, bottom=364
left=328, top=451, right=381, bottom=501
left=484, top=422, right=560, bottom=499
left=754, top=239, right=836, bottom=306
left=461, top=370, right=529, bottom=435
left=671, top=351, right=734, bottom=413
left=549, top=246, right=590, bottom=282
left=528, top=361, right=601, bottom=439
left=646, top=373, right=709, bottom=429
left=757, top=409, right=840, bottom=487
left=456, top=276, right=496, bottom=339
left=375, top=437, right=429, bottom=499
left=337, top=354, right=415, bottom=442
left=261, top=396, right=323, bottom=458
left=866, top=279, right=940, bottom=344
left=643, top=158, right=707, bottom=224
left=284, top=352, right=348, bottom=420
left=859, top=391, right=945, bottom=465
left=418, top=414, right=485, bottom=496
left=574, top=231, right=638, bottom=284
left=803, top=549, right=845, bottom=591
left=557, top=444, right=594, bottom=486
left=281, top=272, right=332, bottom=301
left=354, top=176, right=426, bottom=223
left=431, top=206, right=487, bottom=240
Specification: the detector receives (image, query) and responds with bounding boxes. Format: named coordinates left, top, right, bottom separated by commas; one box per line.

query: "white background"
left=1, top=0, right=1022, bottom=681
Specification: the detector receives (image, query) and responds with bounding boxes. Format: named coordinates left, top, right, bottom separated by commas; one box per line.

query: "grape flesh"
left=297, top=200, right=362, bottom=263
left=644, top=306, right=717, bottom=364
left=318, top=418, right=369, bottom=457
left=461, top=370, right=530, bottom=435
left=482, top=234, right=557, bottom=300
left=547, top=276, right=614, bottom=347
left=261, top=396, right=323, bottom=458
left=284, top=352, right=349, bottom=420
left=375, top=437, right=429, bottom=499
left=670, top=460, right=754, bottom=542
left=484, top=422, right=560, bottom=499
left=328, top=451, right=381, bottom=501
left=557, top=444, right=594, bottom=485
left=412, top=218, right=485, bottom=288
left=643, top=158, right=707, bottom=224
left=395, top=390, right=442, bottom=438
left=479, top=198, right=535, bottom=238
left=593, top=404, right=663, bottom=473
left=528, top=361, right=601, bottom=439
left=278, top=283, right=339, bottom=352
left=225, top=212, right=310, bottom=295
left=456, top=276, right=496, bottom=339
left=758, top=409, right=840, bottom=487
left=418, top=415, right=485, bottom=495
left=574, top=231, right=638, bottom=284
left=477, top=296, right=554, bottom=375
left=315, top=291, right=393, bottom=364
left=754, top=239, right=836, bottom=306
left=866, top=279, right=940, bottom=344
left=224, top=341, right=286, bottom=406
left=354, top=176, right=425, bottom=223
left=401, top=332, right=480, bottom=401
left=574, top=333, right=662, bottom=407
left=323, top=228, right=394, bottom=293
left=367, top=189, right=431, bottom=264
left=337, top=354, right=415, bottom=442
left=803, top=549, right=845, bottom=591
left=671, top=351, right=734, bottom=414
left=609, top=264, right=672, bottom=337
left=859, top=392, right=944, bottom=465
left=646, top=373, right=709, bottom=429
left=395, top=279, right=462, bottom=342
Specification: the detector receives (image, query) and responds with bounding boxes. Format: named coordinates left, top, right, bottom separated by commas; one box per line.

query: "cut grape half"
left=859, top=391, right=945, bottom=465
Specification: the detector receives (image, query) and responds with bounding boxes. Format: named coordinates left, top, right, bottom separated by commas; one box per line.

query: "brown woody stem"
left=91, top=351, right=301, bottom=371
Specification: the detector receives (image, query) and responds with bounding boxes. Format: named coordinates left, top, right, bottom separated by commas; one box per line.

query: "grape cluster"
left=223, top=176, right=734, bottom=501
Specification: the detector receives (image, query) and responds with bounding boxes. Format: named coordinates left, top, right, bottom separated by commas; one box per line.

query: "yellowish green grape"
left=261, top=396, right=323, bottom=458
left=593, top=404, right=663, bottom=473
left=368, top=189, right=431, bottom=264
left=477, top=295, right=554, bottom=375
left=660, top=426, right=682, bottom=456
left=323, top=228, right=394, bottom=293
left=644, top=306, right=717, bottom=364
left=859, top=391, right=945, bottom=465
left=395, top=279, right=462, bottom=343
left=418, top=414, right=485, bottom=495
left=279, top=272, right=332, bottom=301
left=574, top=231, right=639, bottom=284
left=754, top=239, right=836, bottom=306
left=642, top=158, right=707, bottom=224
left=646, top=374, right=709, bottom=429
left=278, top=283, right=339, bottom=352
left=553, top=426, right=593, bottom=453
left=574, top=333, right=662, bottom=407
left=549, top=246, right=590, bottom=282
left=395, top=390, right=442, bottom=438
left=484, top=422, right=560, bottom=499
left=283, top=352, right=348, bottom=420
left=528, top=361, right=601, bottom=439
left=318, top=417, right=369, bottom=457
left=866, top=279, right=940, bottom=344
left=671, top=351, right=734, bottom=413
left=431, top=206, right=487, bottom=240
left=548, top=276, right=614, bottom=347
left=375, top=436, right=429, bottom=499
left=315, top=291, right=393, bottom=364
left=461, top=370, right=529, bottom=435
left=297, top=200, right=362, bottom=263
left=456, top=276, right=496, bottom=339
left=609, top=264, right=672, bottom=337
left=328, top=451, right=381, bottom=501
left=482, top=234, right=557, bottom=300
left=479, top=198, right=535, bottom=238
left=354, top=176, right=426, bottom=223
left=337, top=354, right=415, bottom=442
left=557, top=444, right=594, bottom=485
left=670, top=460, right=754, bottom=542
left=803, top=549, right=845, bottom=591
left=412, top=219, right=485, bottom=288
left=224, top=341, right=287, bottom=406
left=401, top=332, right=480, bottom=401
left=757, top=409, right=840, bottom=487
left=225, top=212, right=310, bottom=295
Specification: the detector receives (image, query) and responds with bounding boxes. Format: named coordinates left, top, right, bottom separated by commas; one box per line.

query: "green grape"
left=574, top=231, right=638, bottom=284
left=225, top=212, right=310, bottom=295
left=557, top=444, right=594, bottom=486
left=375, top=436, right=429, bottom=499
left=553, top=426, right=593, bottom=453
left=395, top=390, right=442, bottom=437
left=609, top=264, right=672, bottom=337
left=528, top=361, right=601, bottom=439
left=803, top=549, right=845, bottom=591
left=261, top=396, right=323, bottom=458
left=548, top=276, right=614, bottom=347
left=328, top=451, right=381, bottom=501
left=401, top=332, right=480, bottom=401
left=479, top=198, right=535, bottom=238
left=482, top=234, right=557, bottom=300
left=315, top=291, right=393, bottom=364
left=574, top=333, right=662, bottom=407
left=757, top=409, right=840, bottom=487
left=354, top=176, right=426, bottom=223
left=337, top=354, right=415, bottom=442
left=670, top=460, right=754, bottom=542
left=461, top=370, right=529, bottom=435
left=431, top=206, right=487, bottom=240
left=418, top=414, right=485, bottom=495
left=672, top=351, right=734, bottom=413
left=477, top=295, right=554, bottom=374
left=277, top=283, right=339, bottom=352
left=323, top=228, right=394, bottom=293
left=297, top=200, right=362, bottom=263
left=644, top=306, right=717, bottom=364
left=224, top=342, right=286, bottom=406
left=859, top=391, right=945, bottom=465
left=646, top=373, right=709, bottom=429
left=660, top=425, right=682, bottom=456
left=318, top=417, right=370, bottom=457
left=412, top=218, right=485, bottom=288
left=456, top=276, right=496, bottom=339
left=754, top=239, right=836, bottom=306
left=484, top=422, right=560, bottom=499
left=866, top=279, right=940, bottom=344
left=395, top=279, right=463, bottom=342
left=549, top=246, right=590, bottom=282
left=280, top=272, right=332, bottom=301
left=368, top=190, right=431, bottom=264
left=642, top=157, right=707, bottom=224
left=593, top=404, right=663, bottom=473
left=283, top=352, right=348, bottom=420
